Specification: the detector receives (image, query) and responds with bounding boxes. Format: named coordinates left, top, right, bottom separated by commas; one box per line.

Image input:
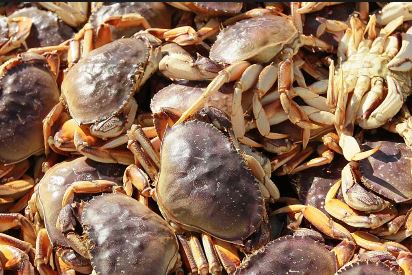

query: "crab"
left=0, top=14, right=31, bottom=56
left=9, top=6, right=74, bottom=49
left=323, top=140, right=412, bottom=236
left=44, top=31, right=162, bottom=165
left=56, top=191, right=181, bottom=275
left=155, top=9, right=336, bottom=149
left=376, top=2, right=412, bottom=26
left=0, top=52, right=59, bottom=210
left=62, top=2, right=172, bottom=67
left=337, top=250, right=412, bottom=275
left=330, top=14, right=412, bottom=160
left=125, top=107, right=282, bottom=273
left=234, top=235, right=358, bottom=274
left=25, top=156, right=126, bottom=274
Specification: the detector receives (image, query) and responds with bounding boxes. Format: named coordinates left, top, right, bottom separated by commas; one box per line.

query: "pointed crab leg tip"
left=351, top=143, right=381, bottom=161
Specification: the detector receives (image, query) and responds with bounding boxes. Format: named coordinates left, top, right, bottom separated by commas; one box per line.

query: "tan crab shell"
left=210, top=15, right=298, bottom=64
left=61, top=33, right=161, bottom=125
left=0, top=52, right=59, bottom=164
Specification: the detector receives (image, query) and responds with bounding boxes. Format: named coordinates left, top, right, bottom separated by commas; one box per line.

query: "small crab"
left=0, top=14, right=31, bottom=56
left=44, top=31, right=162, bottom=165
left=9, top=6, right=75, bottom=48
left=26, top=156, right=126, bottom=274
left=56, top=192, right=181, bottom=275
left=126, top=107, right=281, bottom=273
left=330, top=14, right=412, bottom=160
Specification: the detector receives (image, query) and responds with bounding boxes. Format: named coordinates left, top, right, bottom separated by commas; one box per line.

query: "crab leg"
left=252, top=64, right=291, bottom=140
left=212, top=238, right=240, bottom=274
left=43, top=102, right=66, bottom=156
left=0, top=244, right=34, bottom=274
left=278, top=59, right=317, bottom=148
left=351, top=231, right=410, bottom=254
left=61, top=180, right=119, bottom=207
left=231, top=64, right=263, bottom=140
left=201, top=234, right=222, bottom=275
left=35, top=229, right=58, bottom=275
left=273, top=205, right=354, bottom=241
left=315, top=17, right=348, bottom=38
left=159, top=43, right=219, bottom=81
left=376, top=2, right=412, bottom=26
left=122, top=164, right=149, bottom=196
left=296, top=2, right=343, bottom=14
left=0, top=214, right=36, bottom=246
left=0, top=17, right=32, bottom=55
left=175, top=61, right=251, bottom=125
left=0, top=175, right=34, bottom=199
left=276, top=146, right=313, bottom=175
left=331, top=239, right=357, bottom=268
left=288, top=144, right=335, bottom=174
left=0, top=234, right=34, bottom=262
left=56, top=248, right=91, bottom=275
left=325, top=180, right=397, bottom=228
left=177, top=234, right=208, bottom=275
left=148, top=17, right=220, bottom=46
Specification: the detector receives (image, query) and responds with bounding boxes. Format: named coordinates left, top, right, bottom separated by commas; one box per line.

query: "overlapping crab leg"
left=0, top=16, right=32, bottom=55
left=324, top=179, right=397, bottom=229
left=35, top=229, right=59, bottom=275
left=0, top=213, right=36, bottom=246
left=273, top=204, right=354, bottom=241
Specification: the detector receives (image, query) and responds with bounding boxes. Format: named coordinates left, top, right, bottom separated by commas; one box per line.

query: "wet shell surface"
left=337, top=260, right=400, bottom=275
left=235, top=235, right=337, bottom=275
left=157, top=120, right=265, bottom=243
left=360, top=140, right=412, bottom=203
left=210, top=15, right=298, bottom=64
left=82, top=193, right=179, bottom=275
left=0, top=53, right=59, bottom=163
left=62, top=36, right=154, bottom=124
left=37, top=157, right=125, bottom=247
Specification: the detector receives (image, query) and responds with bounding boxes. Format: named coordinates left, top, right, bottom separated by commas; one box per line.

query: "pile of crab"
left=0, top=2, right=412, bottom=274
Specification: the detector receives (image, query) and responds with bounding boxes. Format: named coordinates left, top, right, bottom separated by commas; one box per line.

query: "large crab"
left=44, top=31, right=162, bottom=165
left=0, top=52, right=60, bottom=210
left=155, top=9, right=336, bottom=150
left=56, top=192, right=181, bottom=275
left=330, top=14, right=412, bottom=160
left=125, top=107, right=280, bottom=273
left=26, top=156, right=127, bottom=274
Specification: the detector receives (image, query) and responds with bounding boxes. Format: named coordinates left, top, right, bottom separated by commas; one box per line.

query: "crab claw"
left=376, top=2, right=412, bottom=26
left=388, top=26, right=412, bottom=72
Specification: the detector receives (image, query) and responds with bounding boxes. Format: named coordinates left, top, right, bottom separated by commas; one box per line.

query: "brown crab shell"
left=210, top=15, right=298, bottom=64
left=61, top=33, right=161, bottom=125
left=89, top=2, right=173, bottom=40
left=337, top=260, right=400, bottom=275
left=9, top=7, right=74, bottom=48
left=81, top=193, right=179, bottom=275
left=150, top=83, right=233, bottom=116
left=36, top=157, right=125, bottom=247
left=0, top=52, right=59, bottom=164
left=359, top=141, right=412, bottom=203
left=156, top=119, right=265, bottom=245
left=235, top=235, right=337, bottom=275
